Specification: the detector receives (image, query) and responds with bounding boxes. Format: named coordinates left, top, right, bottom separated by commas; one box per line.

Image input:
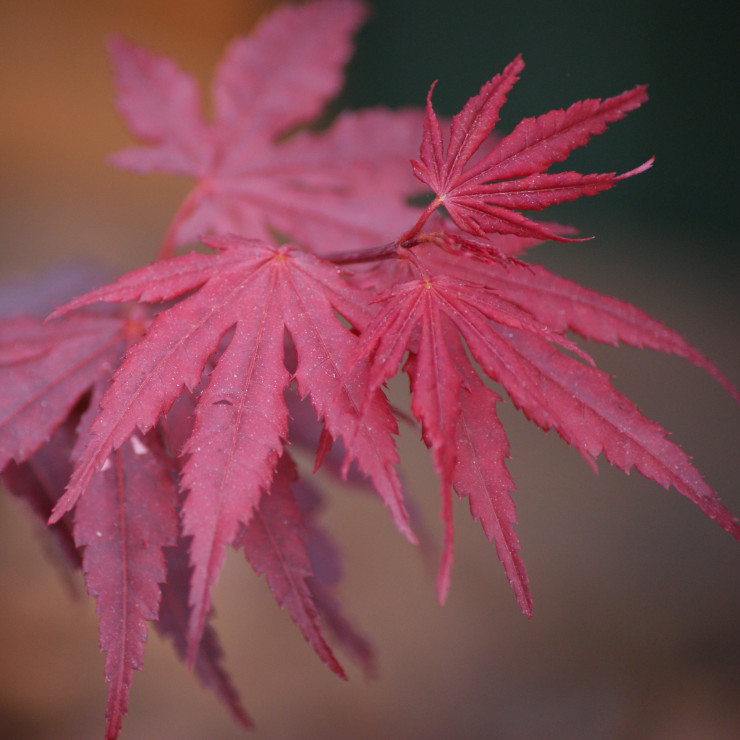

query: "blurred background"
left=1, top=1, right=738, bottom=738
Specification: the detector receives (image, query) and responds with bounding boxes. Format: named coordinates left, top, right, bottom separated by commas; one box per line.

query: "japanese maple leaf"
left=347, top=256, right=589, bottom=608
left=155, top=536, right=253, bottom=731
left=73, top=418, right=179, bottom=740
left=108, top=0, right=423, bottom=258
left=289, top=475, right=376, bottom=675
left=406, top=55, right=652, bottom=246
left=1, top=408, right=81, bottom=571
left=237, top=452, right=346, bottom=679
left=348, top=240, right=739, bottom=611
left=0, top=360, right=248, bottom=737
left=47, top=235, right=413, bottom=656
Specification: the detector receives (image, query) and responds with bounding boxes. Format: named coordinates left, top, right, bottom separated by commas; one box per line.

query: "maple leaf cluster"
left=0, top=1, right=737, bottom=737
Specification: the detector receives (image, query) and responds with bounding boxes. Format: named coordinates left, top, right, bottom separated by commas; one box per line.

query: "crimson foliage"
left=0, top=1, right=737, bottom=737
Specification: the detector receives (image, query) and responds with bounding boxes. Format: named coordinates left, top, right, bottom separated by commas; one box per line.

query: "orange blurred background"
left=1, top=2, right=739, bottom=739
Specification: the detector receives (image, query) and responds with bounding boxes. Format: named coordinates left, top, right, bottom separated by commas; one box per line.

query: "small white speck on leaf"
left=130, top=435, right=148, bottom=455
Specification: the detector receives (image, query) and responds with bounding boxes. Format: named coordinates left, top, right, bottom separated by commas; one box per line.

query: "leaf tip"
left=436, top=571, right=451, bottom=606
left=517, top=588, right=534, bottom=619
left=616, top=156, right=655, bottom=180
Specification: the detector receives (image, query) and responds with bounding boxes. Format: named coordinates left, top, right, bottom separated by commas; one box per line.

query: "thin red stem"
left=330, top=197, right=443, bottom=266
left=395, top=197, right=441, bottom=245
left=330, top=241, right=398, bottom=266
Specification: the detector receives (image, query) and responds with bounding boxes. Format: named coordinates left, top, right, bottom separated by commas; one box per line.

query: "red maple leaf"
left=108, top=0, right=423, bottom=259
left=73, top=420, right=179, bottom=739
left=47, top=235, right=413, bottom=658
left=345, top=237, right=740, bottom=610
left=237, top=452, right=346, bottom=678
left=405, top=55, right=653, bottom=246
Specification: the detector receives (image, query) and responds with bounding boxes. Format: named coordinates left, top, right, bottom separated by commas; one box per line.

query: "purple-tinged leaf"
left=1, top=410, right=80, bottom=570
left=0, top=314, right=127, bottom=471
left=238, top=454, right=346, bottom=678
left=291, top=479, right=376, bottom=675
left=156, top=536, right=252, bottom=730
